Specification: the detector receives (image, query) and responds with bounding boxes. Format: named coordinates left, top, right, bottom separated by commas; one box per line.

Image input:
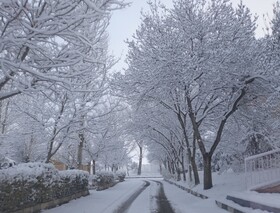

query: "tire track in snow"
left=113, top=181, right=150, bottom=213
left=152, top=180, right=175, bottom=213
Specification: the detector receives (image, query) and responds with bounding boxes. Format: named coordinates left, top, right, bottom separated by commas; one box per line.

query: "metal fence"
left=245, top=149, right=280, bottom=189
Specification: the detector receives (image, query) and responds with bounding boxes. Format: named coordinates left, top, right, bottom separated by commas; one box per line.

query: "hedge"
left=0, top=163, right=89, bottom=213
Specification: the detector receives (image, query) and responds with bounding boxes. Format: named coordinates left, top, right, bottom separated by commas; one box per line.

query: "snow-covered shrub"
left=88, top=174, right=97, bottom=189
left=0, top=163, right=89, bottom=212
left=93, top=171, right=115, bottom=190
left=115, top=170, right=126, bottom=182
left=0, top=162, right=60, bottom=185
left=0, top=156, right=16, bottom=169
left=161, top=169, right=176, bottom=180
left=59, top=169, right=89, bottom=195
left=116, top=171, right=126, bottom=182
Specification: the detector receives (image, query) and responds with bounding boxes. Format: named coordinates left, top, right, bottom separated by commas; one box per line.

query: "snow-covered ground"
left=43, top=179, right=145, bottom=213
left=43, top=171, right=279, bottom=213
left=169, top=171, right=280, bottom=213
left=163, top=181, right=226, bottom=213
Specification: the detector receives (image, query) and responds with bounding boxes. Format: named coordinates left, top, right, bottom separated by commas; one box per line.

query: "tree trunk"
left=0, top=100, right=10, bottom=135
left=191, top=137, right=200, bottom=185
left=191, top=156, right=200, bottom=185
left=137, top=146, right=143, bottom=175
left=181, top=155, right=186, bottom=181
left=92, top=160, right=96, bottom=175
left=45, top=99, right=67, bottom=163
left=203, top=153, right=213, bottom=190
left=176, top=161, right=181, bottom=181
left=167, top=160, right=171, bottom=173
left=176, top=168, right=181, bottom=181
left=177, top=112, right=194, bottom=183
left=186, top=85, right=249, bottom=190
left=77, top=132, right=84, bottom=170
left=45, top=137, right=54, bottom=163
left=87, top=162, right=91, bottom=173
left=171, top=161, right=175, bottom=175
left=188, top=161, right=193, bottom=182
left=163, top=160, right=167, bottom=169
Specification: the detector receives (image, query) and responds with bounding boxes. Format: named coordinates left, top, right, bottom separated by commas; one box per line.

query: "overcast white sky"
left=108, top=0, right=277, bottom=72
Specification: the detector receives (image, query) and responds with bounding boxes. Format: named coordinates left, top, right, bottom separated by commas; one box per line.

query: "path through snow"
left=42, top=177, right=273, bottom=213
left=43, top=178, right=228, bottom=213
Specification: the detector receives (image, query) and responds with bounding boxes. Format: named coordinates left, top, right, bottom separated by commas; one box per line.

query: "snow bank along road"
left=43, top=178, right=226, bottom=213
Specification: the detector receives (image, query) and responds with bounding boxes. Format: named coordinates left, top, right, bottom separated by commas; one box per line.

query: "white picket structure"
left=245, top=149, right=280, bottom=189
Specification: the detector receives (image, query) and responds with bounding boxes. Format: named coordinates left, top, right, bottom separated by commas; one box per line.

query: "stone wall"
left=0, top=163, right=89, bottom=213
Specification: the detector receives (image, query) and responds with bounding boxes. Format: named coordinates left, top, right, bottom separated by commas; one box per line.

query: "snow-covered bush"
left=58, top=169, right=89, bottom=195
left=115, top=170, right=126, bottom=182
left=93, top=171, right=115, bottom=190
left=0, top=163, right=89, bottom=212
left=0, top=156, right=16, bottom=169
left=161, top=169, right=177, bottom=180
left=88, top=174, right=97, bottom=189
left=60, top=169, right=89, bottom=185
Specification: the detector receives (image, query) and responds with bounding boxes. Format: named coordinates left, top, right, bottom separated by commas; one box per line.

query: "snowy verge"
left=165, top=171, right=277, bottom=213
left=165, top=179, right=208, bottom=199
left=227, top=191, right=280, bottom=211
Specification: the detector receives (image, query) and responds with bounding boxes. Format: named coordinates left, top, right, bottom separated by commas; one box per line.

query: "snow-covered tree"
left=0, top=0, right=129, bottom=167
left=118, top=0, right=273, bottom=190
left=0, top=0, right=126, bottom=101
left=114, top=1, right=201, bottom=185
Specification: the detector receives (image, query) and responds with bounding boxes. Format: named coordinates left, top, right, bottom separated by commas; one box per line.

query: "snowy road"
left=114, top=181, right=150, bottom=213
left=152, top=180, right=175, bottom=213
left=123, top=179, right=175, bottom=213
left=43, top=178, right=227, bottom=213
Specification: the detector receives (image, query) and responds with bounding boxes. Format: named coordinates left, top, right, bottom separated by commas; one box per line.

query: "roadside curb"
left=215, top=200, right=246, bottom=213
left=125, top=176, right=162, bottom=179
left=164, top=179, right=208, bottom=199
left=226, top=195, right=280, bottom=213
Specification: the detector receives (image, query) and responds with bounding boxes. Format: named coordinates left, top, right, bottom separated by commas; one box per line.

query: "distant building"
left=50, top=159, right=67, bottom=171
left=50, top=159, right=91, bottom=173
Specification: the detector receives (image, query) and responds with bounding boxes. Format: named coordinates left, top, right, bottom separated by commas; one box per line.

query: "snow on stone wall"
left=0, top=163, right=89, bottom=213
